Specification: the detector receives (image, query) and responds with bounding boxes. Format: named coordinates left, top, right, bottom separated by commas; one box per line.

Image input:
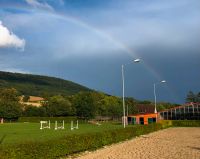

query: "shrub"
left=18, top=117, right=86, bottom=123
left=172, top=120, right=200, bottom=127
left=158, top=120, right=172, bottom=128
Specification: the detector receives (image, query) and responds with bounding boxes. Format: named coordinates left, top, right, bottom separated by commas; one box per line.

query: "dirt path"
left=74, top=127, right=200, bottom=159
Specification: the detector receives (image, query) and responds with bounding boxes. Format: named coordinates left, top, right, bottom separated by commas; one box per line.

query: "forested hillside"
left=0, top=71, right=90, bottom=96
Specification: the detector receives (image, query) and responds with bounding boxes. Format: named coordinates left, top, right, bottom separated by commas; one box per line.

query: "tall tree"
left=197, top=92, right=200, bottom=102
left=186, top=91, right=197, bottom=102
left=0, top=88, right=22, bottom=119
left=125, top=97, right=138, bottom=115
left=43, top=95, right=73, bottom=117
left=98, top=96, right=122, bottom=118
left=23, top=95, right=30, bottom=102
left=0, top=88, right=20, bottom=102
left=23, top=106, right=46, bottom=117
left=72, top=92, right=96, bottom=119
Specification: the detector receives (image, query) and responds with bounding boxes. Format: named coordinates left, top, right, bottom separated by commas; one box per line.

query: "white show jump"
left=55, top=120, right=65, bottom=130
left=0, top=118, right=3, bottom=124
left=40, top=120, right=51, bottom=129
left=71, top=120, right=79, bottom=130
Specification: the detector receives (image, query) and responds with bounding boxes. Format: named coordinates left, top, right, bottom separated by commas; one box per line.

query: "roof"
left=136, top=104, right=155, bottom=114
left=29, top=96, right=44, bottom=102
left=158, top=102, right=200, bottom=112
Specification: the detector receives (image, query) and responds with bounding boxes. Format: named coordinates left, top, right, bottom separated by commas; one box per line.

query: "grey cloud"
left=0, top=0, right=199, bottom=103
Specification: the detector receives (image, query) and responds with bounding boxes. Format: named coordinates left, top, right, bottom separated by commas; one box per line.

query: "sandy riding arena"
left=75, top=127, right=200, bottom=159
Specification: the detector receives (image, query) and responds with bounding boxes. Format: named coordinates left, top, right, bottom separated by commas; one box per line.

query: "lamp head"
left=133, top=58, right=140, bottom=63
left=161, top=80, right=166, bottom=83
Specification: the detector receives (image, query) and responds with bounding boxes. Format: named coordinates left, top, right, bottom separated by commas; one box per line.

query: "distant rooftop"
left=29, top=96, right=44, bottom=102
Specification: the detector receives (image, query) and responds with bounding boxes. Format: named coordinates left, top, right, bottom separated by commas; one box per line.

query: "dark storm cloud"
left=0, top=0, right=200, bottom=103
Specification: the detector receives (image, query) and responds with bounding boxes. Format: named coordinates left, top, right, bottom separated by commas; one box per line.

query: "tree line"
left=0, top=88, right=126, bottom=120
left=0, top=88, right=182, bottom=120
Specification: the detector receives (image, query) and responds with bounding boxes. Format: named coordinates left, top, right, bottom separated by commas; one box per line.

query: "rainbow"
left=0, top=3, right=180, bottom=101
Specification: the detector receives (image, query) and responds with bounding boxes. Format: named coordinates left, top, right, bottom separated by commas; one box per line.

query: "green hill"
left=0, top=71, right=90, bottom=96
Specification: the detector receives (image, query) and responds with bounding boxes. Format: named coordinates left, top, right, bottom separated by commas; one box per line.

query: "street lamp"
left=154, top=80, right=166, bottom=114
left=122, top=58, right=141, bottom=128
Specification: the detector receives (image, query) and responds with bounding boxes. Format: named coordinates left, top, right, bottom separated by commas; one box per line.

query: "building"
left=127, top=104, right=157, bottom=125
left=28, top=96, right=44, bottom=103
left=127, top=103, right=200, bottom=125
left=20, top=96, right=45, bottom=107
left=128, top=113, right=157, bottom=125
left=159, top=102, right=200, bottom=120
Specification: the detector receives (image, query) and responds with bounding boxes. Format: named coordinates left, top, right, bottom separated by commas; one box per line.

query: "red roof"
left=135, top=104, right=155, bottom=114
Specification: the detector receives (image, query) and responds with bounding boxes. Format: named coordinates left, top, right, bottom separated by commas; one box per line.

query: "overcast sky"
left=0, top=0, right=200, bottom=104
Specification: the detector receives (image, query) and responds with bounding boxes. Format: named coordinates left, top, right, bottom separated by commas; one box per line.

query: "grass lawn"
left=0, top=122, right=129, bottom=145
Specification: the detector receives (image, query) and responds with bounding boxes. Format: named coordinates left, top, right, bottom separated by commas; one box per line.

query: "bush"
left=158, top=120, right=173, bottom=128
left=23, top=106, right=46, bottom=117
left=18, top=117, right=86, bottom=123
left=172, top=120, right=200, bottom=127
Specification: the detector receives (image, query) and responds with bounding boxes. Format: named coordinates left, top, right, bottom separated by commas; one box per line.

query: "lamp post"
left=154, top=80, right=166, bottom=114
left=122, top=59, right=140, bottom=128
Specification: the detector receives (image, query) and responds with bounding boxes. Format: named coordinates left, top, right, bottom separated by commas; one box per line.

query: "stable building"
left=127, top=104, right=157, bottom=125
left=128, top=113, right=157, bottom=125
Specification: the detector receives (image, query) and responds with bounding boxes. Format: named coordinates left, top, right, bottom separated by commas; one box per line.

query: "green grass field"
left=0, top=122, right=127, bottom=145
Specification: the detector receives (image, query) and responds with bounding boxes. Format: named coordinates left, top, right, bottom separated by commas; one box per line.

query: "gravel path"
left=74, top=127, right=200, bottom=159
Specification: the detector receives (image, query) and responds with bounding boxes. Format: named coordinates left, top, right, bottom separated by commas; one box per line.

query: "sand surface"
left=74, top=127, right=200, bottom=159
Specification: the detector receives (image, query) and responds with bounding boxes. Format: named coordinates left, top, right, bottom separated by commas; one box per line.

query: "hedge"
left=0, top=120, right=199, bottom=159
left=172, top=120, right=200, bottom=127
left=18, top=117, right=87, bottom=123
left=0, top=122, right=170, bottom=159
